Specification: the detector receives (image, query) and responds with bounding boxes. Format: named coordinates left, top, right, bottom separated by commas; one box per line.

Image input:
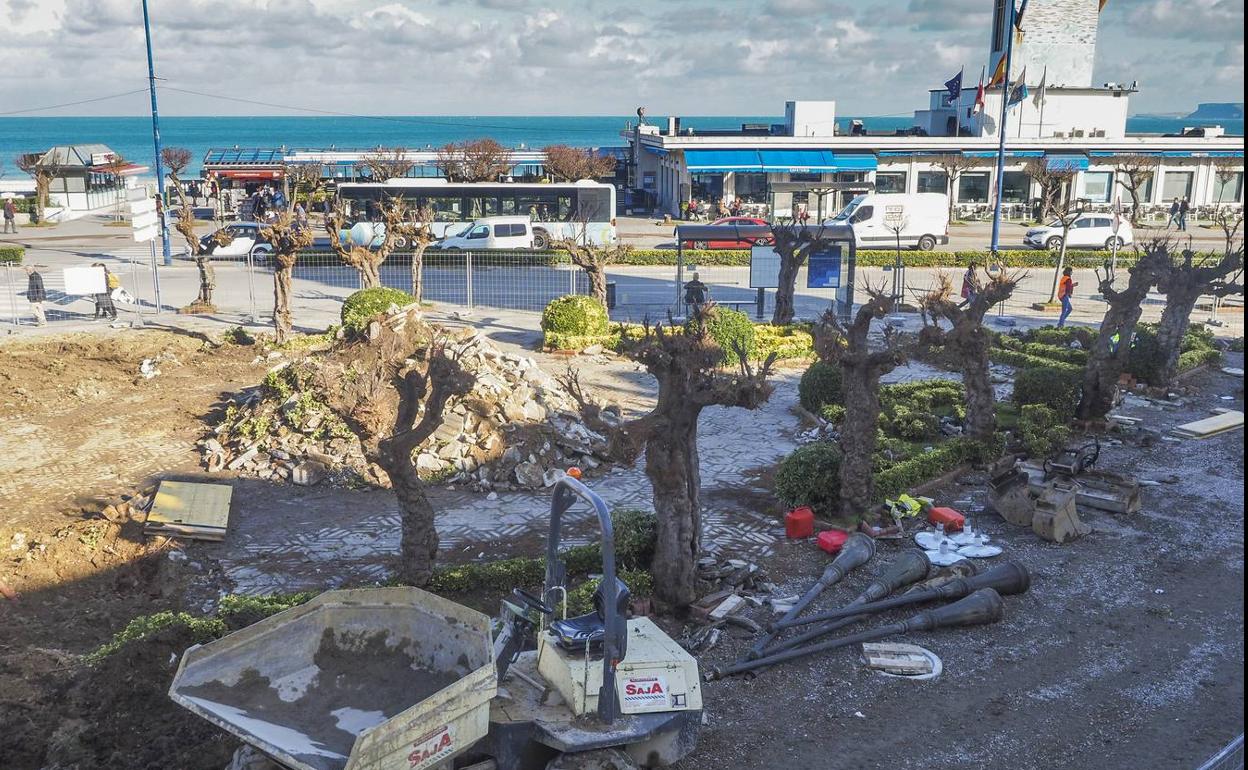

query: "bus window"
left=557, top=194, right=573, bottom=221
left=467, top=195, right=501, bottom=218
left=428, top=196, right=464, bottom=221
left=500, top=196, right=517, bottom=215
left=576, top=188, right=612, bottom=221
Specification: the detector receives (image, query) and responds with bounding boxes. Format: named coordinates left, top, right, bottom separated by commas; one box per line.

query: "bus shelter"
left=672, top=223, right=856, bottom=321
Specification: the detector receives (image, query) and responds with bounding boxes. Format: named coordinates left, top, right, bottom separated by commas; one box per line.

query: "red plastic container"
left=785, top=506, right=815, bottom=539
left=816, top=529, right=850, bottom=554
left=927, top=506, right=966, bottom=532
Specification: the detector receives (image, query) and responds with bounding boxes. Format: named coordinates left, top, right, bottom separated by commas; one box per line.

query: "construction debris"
left=1031, top=482, right=1090, bottom=543
left=1017, top=463, right=1142, bottom=515
left=200, top=330, right=617, bottom=491
left=862, top=642, right=942, bottom=680
left=1172, top=410, right=1244, bottom=439
left=143, top=480, right=233, bottom=541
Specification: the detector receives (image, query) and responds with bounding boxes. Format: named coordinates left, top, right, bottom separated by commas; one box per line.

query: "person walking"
left=1168, top=198, right=1180, bottom=229
left=3, top=197, right=17, bottom=234
left=1178, top=197, right=1190, bottom=231
left=958, top=262, right=978, bottom=308
left=92, top=263, right=119, bottom=321
left=1056, top=266, right=1077, bottom=328
left=25, top=265, right=47, bottom=326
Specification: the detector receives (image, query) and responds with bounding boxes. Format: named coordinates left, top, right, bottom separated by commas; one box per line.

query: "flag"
left=1007, top=68, right=1028, bottom=107
left=944, top=68, right=964, bottom=105
left=971, top=67, right=987, bottom=115
left=989, top=0, right=1028, bottom=86
left=1032, top=66, right=1047, bottom=108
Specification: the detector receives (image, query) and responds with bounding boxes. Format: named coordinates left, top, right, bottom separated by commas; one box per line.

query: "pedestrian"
left=294, top=201, right=308, bottom=228
left=25, top=265, right=47, bottom=326
left=1168, top=198, right=1180, bottom=229
left=2, top=197, right=17, bottom=234
left=683, top=271, right=709, bottom=317
left=798, top=204, right=810, bottom=225
left=1057, top=266, right=1077, bottom=328
left=92, top=263, right=119, bottom=321
left=717, top=198, right=729, bottom=218
left=1178, top=197, right=1190, bottom=231
left=729, top=198, right=742, bottom=217
left=958, top=262, right=978, bottom=308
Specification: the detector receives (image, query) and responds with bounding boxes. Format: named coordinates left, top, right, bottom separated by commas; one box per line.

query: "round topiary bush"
left=798, top=360, right=844, bottom=413
left=542, top=295, right=609, bottom=337
left=774, top=442, right=843, bottom=514
left=687, top=307, right=755, bottom=366
left=341, top=287, right=416, bottom=333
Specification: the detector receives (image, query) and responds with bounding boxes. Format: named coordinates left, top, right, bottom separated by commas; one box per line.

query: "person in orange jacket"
left=1057, top=266, right=1077, bottom=327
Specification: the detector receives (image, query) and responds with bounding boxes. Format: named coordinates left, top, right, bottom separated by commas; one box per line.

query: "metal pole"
left=5, top=266, right=19, bottom=327
left=466, top=251, right=474, bottom=309
left=149, top=239, right=162, bottom=312
left=246, top=250, right=258, bottom=323
left=675, top=240, right=685, bottom=316
left=141, top=0, right=172, bottom=267
left=989, top=0, right=1023, bottom=259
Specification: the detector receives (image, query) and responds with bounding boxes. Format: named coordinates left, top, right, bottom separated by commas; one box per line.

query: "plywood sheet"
left=145, top=481, right=232, bottom=540
left=1172, top=410, right=1244, bottom=439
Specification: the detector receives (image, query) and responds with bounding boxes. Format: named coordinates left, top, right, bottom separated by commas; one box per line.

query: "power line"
left=0, top=89, right=150, bottom=116
left=158, top=86, right=613, bottom=134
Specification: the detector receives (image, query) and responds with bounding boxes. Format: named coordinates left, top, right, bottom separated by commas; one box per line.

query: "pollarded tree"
left=310, top=306, right=474, bottom=584
left=543, top=145, right=617, bottom=182
left=99, top=152, right=131, bottom=222
left=1023, top=159, right=1085, bottom=303
left=811, top=287, right=907, bottom=514
left=931, top=153, right=986, bottom=223
left=327, top=196, right=419, bottom=288
left=359, top=146, right=415, bottom=182
left=436, top=139, right=512, bottom=182
left=769, top=221, right=837, bottom=325
left=564, top=308, right=776, bottom=607
left=1211, top=156, right=1244, bottom=214
left=917, top=269, right=1022, bottom=438
left=259, top=164, right=325, bottom=344
left=1112, top=153, right=1161, bottom=225
left=1077, top=244, right=1167, bottom=420
left=1150, top=245, right=1244, bottom=388
left=162, top=146, right=227, bottom=257
left=16, top=152, right=62, bottom=222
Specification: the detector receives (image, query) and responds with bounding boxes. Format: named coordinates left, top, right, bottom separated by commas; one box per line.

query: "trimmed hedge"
left=798, top=361, right=844, bottom=413
left=874, top=437, right=1001, bottom=501
left=1012, top=366, right=1083, bottom=415
left=0, top=246, right=24, bottom=265
left=775, top=441, right=843, bottom=514
left=566, top=569, right=654, bottom=616
left=996, top=335, right=1089, bottom=366
left=596, top=248, right=1118, bottom=268
left=1125, top=322, right=1221, bottom=385
left=542, top=294, right=610, bottom=350
left=990, top=347, right=1083, bottom=374
left=692, top=307, right=755, bottom=366
left=1178, top=347, right=1223, bottom=373
left=341, top=287, right=415, bottom=333
left=1018, top=404, right=1071, bottom=460
left=1025, top=325, right=1096, bottom=349
left=754, top=323, right=814, bottom=361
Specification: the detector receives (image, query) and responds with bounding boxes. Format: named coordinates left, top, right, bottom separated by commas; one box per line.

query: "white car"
left=199, top=222, right=273, bottom=264
left=431, top=216, right=536, bottom=250
left=1024, top=213, right=1134, bottom=251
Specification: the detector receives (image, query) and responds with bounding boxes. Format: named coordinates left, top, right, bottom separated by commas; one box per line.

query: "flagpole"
left=989, top=0, right=1025, bottom=259
left=1037, top=65, right=1047, bottom=137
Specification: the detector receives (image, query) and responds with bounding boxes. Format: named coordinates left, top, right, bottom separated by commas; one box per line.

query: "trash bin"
left=606, top=281, right=617, bottom=310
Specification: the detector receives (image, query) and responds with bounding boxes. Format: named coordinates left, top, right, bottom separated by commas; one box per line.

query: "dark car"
left=681, top=217, right=773, bottom=249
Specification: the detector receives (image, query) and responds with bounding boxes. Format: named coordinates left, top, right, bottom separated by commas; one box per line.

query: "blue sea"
left=0, top=115, right=1241, bottom=175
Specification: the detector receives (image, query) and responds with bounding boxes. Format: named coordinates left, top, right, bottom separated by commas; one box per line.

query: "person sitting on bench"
left=683, top=272, right=709, bottom=317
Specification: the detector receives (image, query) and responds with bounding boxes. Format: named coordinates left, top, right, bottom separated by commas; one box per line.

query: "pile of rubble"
left=200, top=331, right=619, bottom=492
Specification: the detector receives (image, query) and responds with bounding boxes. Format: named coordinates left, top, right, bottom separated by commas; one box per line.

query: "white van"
left=431, top=216, right=536, bottom=250
left=826, top=193, right=949, bottom=251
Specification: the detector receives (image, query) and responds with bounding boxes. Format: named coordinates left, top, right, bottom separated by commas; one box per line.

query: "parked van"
left=826, top=193, right=949, bottom=251
left=431, top=216, right=536, bottom=250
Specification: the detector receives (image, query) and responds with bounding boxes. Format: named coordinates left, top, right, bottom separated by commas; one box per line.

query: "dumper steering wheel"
left=512, top=587, right=555, bottom=615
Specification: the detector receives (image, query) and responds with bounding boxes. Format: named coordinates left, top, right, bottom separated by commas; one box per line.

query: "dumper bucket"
left=170, top=587, right=497, bottom=770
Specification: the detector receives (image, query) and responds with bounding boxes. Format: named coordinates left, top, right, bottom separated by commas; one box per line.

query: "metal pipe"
left=706, top=588, right=1007, bottom=681
left=140, top=0, right=172, bottom=266
left=773, top=561, right=1030, bottom=632
left=743, top=532, right=875, bottom=660
left=759, top=550, right=931, bottom=658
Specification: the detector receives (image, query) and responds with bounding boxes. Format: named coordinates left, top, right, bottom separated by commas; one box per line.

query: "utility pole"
left=141, top=0, right=172, bottom=266
left=989, top=0, right=1027, bottom=259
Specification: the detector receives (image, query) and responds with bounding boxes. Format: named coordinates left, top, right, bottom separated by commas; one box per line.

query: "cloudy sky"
left=0, top=0, right=1242, bottom=117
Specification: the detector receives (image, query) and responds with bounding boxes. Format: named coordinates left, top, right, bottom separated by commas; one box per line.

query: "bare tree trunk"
left=1154, top=285, right=1202, bottom=387
left=411, top=244, right=429, bottom=303
left=273, top=267, right=293, bottom=344
left=644, top=412, right=701, bottom=607
left=1079, top=301, right=1144, bottom=420
left=773, top=260, right=800, bottom=325
left=962, top=347, right=996, bottom=438
left=359, top=259, right=381, bottom=289
left=838, top=368, right=880, bottom=515
left=381, top=450, right=439, bottom=586
left=585, top=265, right=608, bottom=307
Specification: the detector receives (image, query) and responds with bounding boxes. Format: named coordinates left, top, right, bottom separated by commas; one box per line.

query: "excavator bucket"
left=988, top=465, right=1037, bottom=528
left=1032, top=482, right=1091, bottom=543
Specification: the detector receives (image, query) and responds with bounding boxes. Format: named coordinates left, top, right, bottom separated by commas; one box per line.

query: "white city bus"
left=335, top=179, right=618, bottom=249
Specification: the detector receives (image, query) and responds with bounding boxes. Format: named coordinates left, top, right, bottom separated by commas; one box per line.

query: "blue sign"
left=807, top=246, right=842, bottom=288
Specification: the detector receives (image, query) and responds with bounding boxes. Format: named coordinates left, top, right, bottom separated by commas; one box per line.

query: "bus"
left=334, top=179, right=617, bottom=249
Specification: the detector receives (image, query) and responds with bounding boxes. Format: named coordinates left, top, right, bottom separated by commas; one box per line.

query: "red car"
left=682, top=216, right=773, bottom=249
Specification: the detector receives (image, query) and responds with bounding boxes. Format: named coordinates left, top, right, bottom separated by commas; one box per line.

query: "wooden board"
left=144, top=481, right=232, bottom=541
left=1172, top=410, right=1244, bottom=439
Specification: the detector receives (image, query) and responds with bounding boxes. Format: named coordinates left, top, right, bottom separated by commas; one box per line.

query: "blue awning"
left=758, top=150, right=838, bottom=171
left=962, top=150, right=1043, bottom=158
left=1208, top=151, right=1244, bottom=157
left=1046, top=154, right=1089, bottom=171
left=643, top=145, right=669, bottom=157
left=1089, top=151, right=1162, bottom=157
left=829, top=153, right=878, bottom=171
left=1162, top=151, right=1195, bottom=157
left=684, top=149, right=763, bottom=171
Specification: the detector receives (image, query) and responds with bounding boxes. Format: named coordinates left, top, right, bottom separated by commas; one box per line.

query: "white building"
left=624, top=0, right=1244, bottom=221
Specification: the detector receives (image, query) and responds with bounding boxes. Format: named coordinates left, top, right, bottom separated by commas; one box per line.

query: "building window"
left=1002, top=171, right=1029, bottom=202
left=734, top=172, right=768, bottom=203
left=1161, top=170, right=1194, bottom=201
left=917, top=171, right=948, bottom=194
left=875, top=172, right=907, bottom=194
left=789, top=172, right=821, bottom=183
left=642, top=172, right=656, bottom=191
left=691, top=173, right=724, bottom=201
left=1081, top=171, right=1114, bottom=203
left=958, top=172, right=990, bottom=203
left=1213, top=171, right=1244, bottom=203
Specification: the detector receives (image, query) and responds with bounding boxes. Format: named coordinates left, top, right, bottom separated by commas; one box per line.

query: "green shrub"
left=691, top=307, right=755, bottom=366
left=0, top=246, right=24, bottom=264
left=990, top=347, right=1083, bottom=374
left=341, top=287, right=416, bottom=333
left=753, top=323, right=814, bottom=361
left=874, top=437, right=1001, bottom=501
left=565, top=569, right=654, bottom=616
left=996, top=335, right=1089, bottom=365
left=1178, top=347, right=1223, bottom=373
left=1230, top=338, right=1244, bottom=353
left=1012, top=366, right=1082, bottom=415
left=883, top=404, right=942, bottom=441
left=592, top=248, right=1113, bottom=268
left=1126, top=323, right=1221, bottom=384
left=799, top=361, right=844, bottom=413
left=1026, top=325, right=1096, bottom=349
left=542, top=295, right=610, bottom=350
left=1018, top=404, right=1071, bottom=459
left=880, top=379, right=964, bottom=414
left=775, top=442, right=843, bottom=514
left=820, top=404, right=846, bottom=425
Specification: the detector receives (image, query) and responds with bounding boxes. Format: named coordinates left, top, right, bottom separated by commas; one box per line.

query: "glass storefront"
left=958, top=172, right=990, bottom=203
left=917, top=171, right=948, bottom=194
left=875, top=172, right=907, bottom=194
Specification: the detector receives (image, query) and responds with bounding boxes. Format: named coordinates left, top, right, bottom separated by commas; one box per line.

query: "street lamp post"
left=141, top=0, right=172, bottom=267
